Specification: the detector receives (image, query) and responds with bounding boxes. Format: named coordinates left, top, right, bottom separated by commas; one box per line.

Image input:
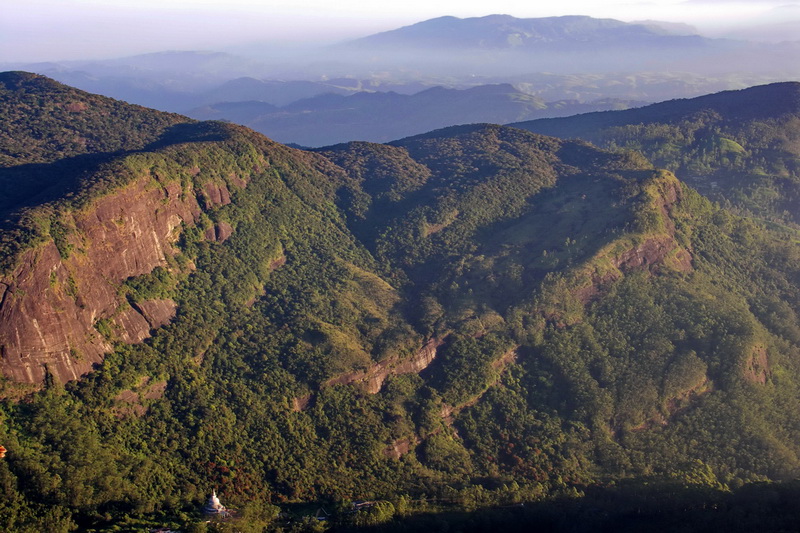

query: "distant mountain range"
left=187, top=83, right=645, bottom=146
left=5, top=14, right=797, bottom=119
left=346, top=14, right=711, bottom=51
left=337, top=14, right=800, bottom=78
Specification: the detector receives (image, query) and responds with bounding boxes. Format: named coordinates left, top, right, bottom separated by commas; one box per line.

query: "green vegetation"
left=2, top=75, right=800, bottom=531
left=0, top=71, right=189, bottom=167
left=514, top=82, right=800, bottom=228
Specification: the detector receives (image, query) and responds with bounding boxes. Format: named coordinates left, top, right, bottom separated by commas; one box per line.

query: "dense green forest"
left=2, top=72, right=800, bottom=531
left=513, top=82, right=800, bottom=229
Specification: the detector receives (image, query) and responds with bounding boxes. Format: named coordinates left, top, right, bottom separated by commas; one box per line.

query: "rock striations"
left=0, top=174, right=235, bottom=384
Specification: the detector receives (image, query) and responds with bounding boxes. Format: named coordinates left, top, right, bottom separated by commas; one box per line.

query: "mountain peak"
left=346, top=14, right=692, bottom=50
left=0, top=70, right=63, bottom=91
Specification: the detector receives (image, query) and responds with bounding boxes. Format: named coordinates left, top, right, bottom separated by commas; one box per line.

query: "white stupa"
left=203, top=490, right=227, bottom=515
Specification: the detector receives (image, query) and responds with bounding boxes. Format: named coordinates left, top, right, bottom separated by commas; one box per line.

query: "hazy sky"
left=3, top=0, right=800, bottom=63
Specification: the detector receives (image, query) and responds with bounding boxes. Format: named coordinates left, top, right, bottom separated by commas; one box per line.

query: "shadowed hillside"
left=513, top=82, right=800, bottom=225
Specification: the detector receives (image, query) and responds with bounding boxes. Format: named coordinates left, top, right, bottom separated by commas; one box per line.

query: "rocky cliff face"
left=0, top=175, right=235, bottom=385
left=324, top=337, right=445, bottom=394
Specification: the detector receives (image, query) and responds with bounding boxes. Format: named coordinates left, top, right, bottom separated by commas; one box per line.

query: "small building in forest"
left=203, top=490, right=229, bottom=517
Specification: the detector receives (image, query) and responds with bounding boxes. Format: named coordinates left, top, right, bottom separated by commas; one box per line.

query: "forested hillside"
left=513, top=82, right=800, bottom=227
left=2, top=73, right=800, bottom=532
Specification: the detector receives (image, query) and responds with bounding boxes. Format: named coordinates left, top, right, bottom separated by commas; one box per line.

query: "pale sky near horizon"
left=3, top=0, right=800, bottom=63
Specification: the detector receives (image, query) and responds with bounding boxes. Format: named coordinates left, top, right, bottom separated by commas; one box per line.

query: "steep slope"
left=321, top=125, right=692, bottom=338
left=318, top=127, right=800, bottom=498
left=0, top=71, right=198, bottom=227
left=0, top=73, right=228, bottom=385
left=3, top=74, right=800, bottom=531
left=513, top=81, right=800, bottom=225
left=0, top=72, right=408, bottom=388
left=0, top=133, right=253, bottom=384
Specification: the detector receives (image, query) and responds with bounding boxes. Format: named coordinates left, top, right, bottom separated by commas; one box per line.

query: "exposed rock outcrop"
left=205, top=222, right=234, bottom=243
left=292, top=338, right=445, bottom=412
left=325, top=337, right=444, bottom=394
left=132, top=299, right=178, bottom=330
left=665, top=377, right=712, bottom=417
left=613, top=234, right=691, bottom=273
left=744, top=345, right=770, bottom=385
left=0, top=175, right=233, bottom=386
left=292, top=394, right=313, bottom=412
left=112, top=377, right=168, bottom=418
left=383, top=436, right=420, bottom=460
left=201, top=181, right=232, bottom=208
left=572, top=173, right=692, bottom=307
left=111, top=305, right=153, bottom=344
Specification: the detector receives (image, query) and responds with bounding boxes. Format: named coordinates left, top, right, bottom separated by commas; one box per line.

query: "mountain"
left=188, top=100, right=279, bottom=124
left=4, top=73, right=800, bottom=531
left=631, top=20, right=700, bottom=36
left=196, top=77, right=360, bottom=107
left=340, top=14, right=754, bottom=76
left=188, top=84, right=644, bottom=146
left=348, top=14, right=710, bottom=51
left=512, top=81, right=800, bottom=226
